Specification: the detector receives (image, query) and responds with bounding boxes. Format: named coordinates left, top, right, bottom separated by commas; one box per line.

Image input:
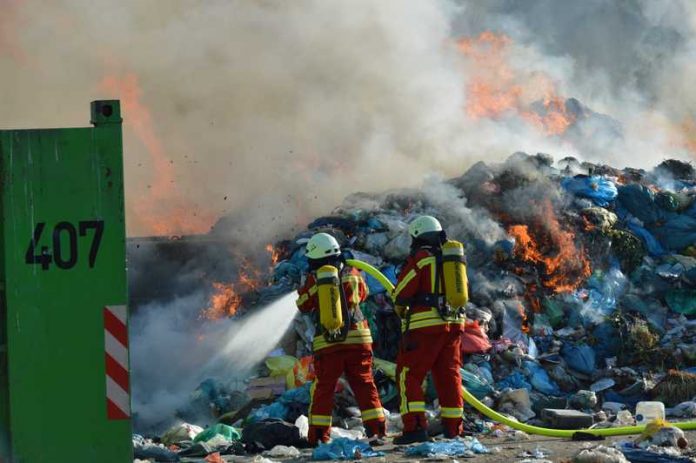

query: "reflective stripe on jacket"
left=392, top=248, right=464, bottom=333
left=296, top=266, right=372, bottom=352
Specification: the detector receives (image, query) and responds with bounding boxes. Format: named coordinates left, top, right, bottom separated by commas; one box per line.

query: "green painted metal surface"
left=0, top=101, right=131, bottom=462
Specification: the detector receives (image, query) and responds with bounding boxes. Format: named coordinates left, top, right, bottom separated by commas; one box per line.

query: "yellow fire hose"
left=346, top=258, right=696, bottom=437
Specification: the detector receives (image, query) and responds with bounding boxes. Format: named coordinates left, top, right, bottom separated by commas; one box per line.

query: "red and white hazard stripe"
left=104, top=305, right=131, bottom=420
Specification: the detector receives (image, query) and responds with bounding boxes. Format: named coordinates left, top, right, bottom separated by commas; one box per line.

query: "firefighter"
left=392, top=215, right=468, bottom=444
left=296, top=232, right=386, bottom=446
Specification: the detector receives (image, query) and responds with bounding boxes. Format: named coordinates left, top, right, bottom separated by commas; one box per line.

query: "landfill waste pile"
left=133, top=153, right=696, bottom=461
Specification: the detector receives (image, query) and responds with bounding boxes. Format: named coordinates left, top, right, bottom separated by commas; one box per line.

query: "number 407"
left=25, top=221, right=104, bottom=270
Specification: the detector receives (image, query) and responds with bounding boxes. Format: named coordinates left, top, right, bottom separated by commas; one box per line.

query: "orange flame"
left=99, top=73, right=216, bottom=236
left=508, top=201, right=591, bottom=293
left=266, top=244, right=281, bottom=267
left=517, top=301, right=530, bottom=333
left=457, top=32, right=575, bottom=135
left=202, top=282, right=241, bottom=320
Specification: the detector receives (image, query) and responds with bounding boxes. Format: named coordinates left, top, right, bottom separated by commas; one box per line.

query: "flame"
left=99, top=72, right=216, bottom=236
left=457, top=32, right=575, bottom=135
left=508, top=201, right=591, bottom=293
left=201, top=245, right=278, bottom=319
left=517, top=301, right=530, bottom=333
left=238, top=269, right=261, bottom=291
left=201, top=282, right=241, bottom=320
left=266, top=244, right=281, bottom=267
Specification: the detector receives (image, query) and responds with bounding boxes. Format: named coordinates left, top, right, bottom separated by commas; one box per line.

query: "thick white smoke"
left=7, top=1, right=694, bottom=239
left=4, top=0, right=696, bottom=433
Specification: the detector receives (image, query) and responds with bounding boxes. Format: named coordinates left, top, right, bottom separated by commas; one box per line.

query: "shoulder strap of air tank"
left=433, top=248, right=448, bottom=320
left=337, top=266, right=351, bottom=340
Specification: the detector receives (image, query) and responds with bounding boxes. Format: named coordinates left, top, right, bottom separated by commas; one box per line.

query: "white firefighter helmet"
left=408, top=215, right=443, bottom=239
left=305, top=232, right=341, bottom=260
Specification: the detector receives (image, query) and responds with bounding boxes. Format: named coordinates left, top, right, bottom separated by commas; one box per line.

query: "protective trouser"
left=308, top=348, right=385, bottom=445
left=396, top=326, right=463, bottom=436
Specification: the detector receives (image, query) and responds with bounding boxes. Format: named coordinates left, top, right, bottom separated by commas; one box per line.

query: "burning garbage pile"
left=133, top=153, right=696, bottom=461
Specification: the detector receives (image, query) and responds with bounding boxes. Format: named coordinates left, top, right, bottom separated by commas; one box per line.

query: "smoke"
left=451, top=0, right=696, bottom=166
left=420, top=177, right=507, bottom=245
left=7, top=1, right=694, bottom=240
left=130, top=291, right=296, bottom=431
left=4, top=0, right=696, bottom=434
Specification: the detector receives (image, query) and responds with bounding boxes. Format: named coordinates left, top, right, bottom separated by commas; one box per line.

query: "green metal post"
left=0, top=101, right=132, bottom=462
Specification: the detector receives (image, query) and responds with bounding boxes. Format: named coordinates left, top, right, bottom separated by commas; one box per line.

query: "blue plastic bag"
left=496, top=372, right=532, bottom=392
left=617, top=184, right=675, bottom=225
left=363, top=265, right=397, bottom=295
left=593, top=322, right=620, bottom=361
left=619, top=443, right=694, bottom=463
left=562, top=344, right=596, bottom=375
left=626, top=222, right=667, bottom=256
left=652, top=210, right=696, bottom=251
left=312, top=438, right=384, bottom=460
left=575, top=266, right=627, bottom=326
left=561, top=176, right=618, bottom=207
left=524, top=361, right=561, bottom=396
left=279, top=381, right=312, bottom=405
left=405, top=438, right=489, bottom=457
left=460, top=368, right=494, bottom=399
left=247, top=401, right=289, bottom=423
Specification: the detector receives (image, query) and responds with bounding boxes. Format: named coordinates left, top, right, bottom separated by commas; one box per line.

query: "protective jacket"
left=393, top=245, right=466, bottom=437
left=295, top=265, right=384, bottom=444
left=392, top=247, right=465, bottom=334
left=296, top=266, right=372, bottom=354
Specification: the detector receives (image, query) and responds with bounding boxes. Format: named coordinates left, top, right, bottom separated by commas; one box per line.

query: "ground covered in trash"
left=163, top=431, right=696, bottom=462
left=131, top=153, right=696, bottom=463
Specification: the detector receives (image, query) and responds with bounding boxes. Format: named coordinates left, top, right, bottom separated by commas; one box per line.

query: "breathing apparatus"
left=306, top=233, right=351, bottom=343
left=405, top=216, right=469, bottom=320
left=348, top=258, right=696, bottom=438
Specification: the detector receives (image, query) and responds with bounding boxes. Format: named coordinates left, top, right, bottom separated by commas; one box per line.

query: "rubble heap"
left=134, top=153, right=696, bottom=461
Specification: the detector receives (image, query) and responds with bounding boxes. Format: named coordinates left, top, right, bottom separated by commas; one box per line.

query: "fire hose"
left=346, top=258, right=696, bottom=438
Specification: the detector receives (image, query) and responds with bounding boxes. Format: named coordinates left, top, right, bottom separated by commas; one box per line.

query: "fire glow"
left=99, top=72, right=216, bottom=237
left=457, top=31, right=576, bottom=136
left=508, top=201, right=592, bottom=293
left=202, top=282, right=241, bottom=320
left=201, top=244, right=281, bottom=321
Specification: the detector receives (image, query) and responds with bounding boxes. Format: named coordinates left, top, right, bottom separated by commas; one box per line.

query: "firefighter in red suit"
left=296, top=232, right=386, bottom=446
left=392, top=216, right=466, bottom=444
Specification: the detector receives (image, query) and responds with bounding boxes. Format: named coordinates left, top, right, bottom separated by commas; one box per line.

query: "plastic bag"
left=279, top=381, right=312, bottom=405
left=266, top=355, right=299, bottom=389
left=266, top=355, right=314, bottom=389
left=247, top=401, right=289, bottom=423
left=619, top=442, right=693, bottom=463
left=524, top=361, right=561, bottom=396
left=161, top=423, right=204, bottom=445
left=496, top=372, right=532, bottom=392
left=562, top=344, right=596, bottom=375
left=617, top=184, right=673, bottom=225
left=193, top=423, right=241, bottom=443
left=461, top=367, right=494, bottom=399
left=404, top=437, right=489, bottom=457
left=666, top=289, right=696, bottom=315
left=561, top=176, right=618, bottom=207
left=312, top=438, right=384, bottom=460
left=626, top=222, right=667, bottom=256
left=291, top=356, right=315, bottom=388
left=461, top=320, right=492, bottom=354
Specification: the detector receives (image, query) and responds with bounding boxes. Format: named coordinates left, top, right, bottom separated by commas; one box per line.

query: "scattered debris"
left=132, top=155, right=696, bottom=460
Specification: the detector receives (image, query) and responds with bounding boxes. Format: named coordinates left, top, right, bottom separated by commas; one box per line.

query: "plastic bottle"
left=635, top=401, right=665, bottom=425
